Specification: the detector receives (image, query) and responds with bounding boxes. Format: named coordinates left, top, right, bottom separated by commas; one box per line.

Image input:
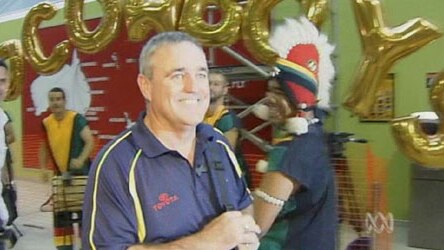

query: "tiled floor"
left=9, top=179, right=429, bottom=250
left=13, top=179, right=79, bottom=250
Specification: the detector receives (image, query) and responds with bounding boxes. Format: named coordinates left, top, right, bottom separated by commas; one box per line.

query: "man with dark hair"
left=82, top=31, right=260, bottom=250
left=39, top=87, right=94, bottom=250
left=0, top=59, right=18, bottom=249
left=204, top=71, right=251, bottom=186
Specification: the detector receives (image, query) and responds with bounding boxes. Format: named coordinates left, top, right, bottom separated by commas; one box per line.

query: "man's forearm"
left=77, top=126, right=94, bottom=164
left=77, top=139, right=94, bottom=164
left=242, top=204, right=254, bottom=217
left=39, top=144, right=48, bottom=170
left=127, top=210, right=259, bottom=250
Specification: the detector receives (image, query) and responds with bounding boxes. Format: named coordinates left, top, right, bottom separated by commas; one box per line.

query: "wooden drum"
left=52, top=175, right=88, bottom=213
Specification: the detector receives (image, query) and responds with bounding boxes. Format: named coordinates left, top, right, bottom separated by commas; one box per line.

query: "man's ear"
left=137, top=74, right=152, bottom=102
left=223, top=84, right=229, bottom=95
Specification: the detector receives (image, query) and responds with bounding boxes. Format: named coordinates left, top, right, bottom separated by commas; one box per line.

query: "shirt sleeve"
left=216, top=111, right=240, bottom=133
left=82, top=146, right=139, bottom=250
left=74, top=113, right=88, bottom=131
left=278, top=130, right=331, bottom=205
left=266, top=144, right=289, bottom=172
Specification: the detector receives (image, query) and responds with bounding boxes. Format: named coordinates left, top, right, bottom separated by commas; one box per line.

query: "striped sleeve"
left=82, top=131, right=141, bottom=250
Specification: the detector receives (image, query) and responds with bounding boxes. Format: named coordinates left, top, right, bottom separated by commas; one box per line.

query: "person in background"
left=204, top=71, right=251, bottom=187
left=39, top=87, right=94, bottom=250
left=82, top=31, right=260, bottom=250
left=253, top=17, right=337, bottom=250
left=0, top=59, right=17, bottom=248
left=1, top=110, right=15, bottom=205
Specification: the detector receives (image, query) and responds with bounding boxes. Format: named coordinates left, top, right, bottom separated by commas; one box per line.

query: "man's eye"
left=197, top=73, right=207, bottom=79
left=171, top=73, right=184, bottom=80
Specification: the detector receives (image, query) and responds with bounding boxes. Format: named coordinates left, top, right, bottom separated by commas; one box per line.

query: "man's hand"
left=198, top=211, right=260, bottom=250
left=126, top=212, right=260, bottom=250
left=41, top=170, right=50, bottom=183
left=237, top=242, right=260, bottom=250
left=69, top=158, right=83, bottom=169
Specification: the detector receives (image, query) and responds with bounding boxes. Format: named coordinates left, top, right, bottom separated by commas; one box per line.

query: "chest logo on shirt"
left=152, top=193, right=179, bottom=211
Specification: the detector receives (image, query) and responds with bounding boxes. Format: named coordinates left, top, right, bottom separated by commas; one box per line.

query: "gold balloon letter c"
left=242, top=0, right=329, bottom=65
left=22, top=3, right=71, bottom=75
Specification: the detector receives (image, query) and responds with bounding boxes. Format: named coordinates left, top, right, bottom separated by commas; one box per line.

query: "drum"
left=52, top=175, right=88, bottom=213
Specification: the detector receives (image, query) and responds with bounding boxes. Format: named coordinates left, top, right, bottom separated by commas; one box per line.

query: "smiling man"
left=82, top=32, right=260, bottom=250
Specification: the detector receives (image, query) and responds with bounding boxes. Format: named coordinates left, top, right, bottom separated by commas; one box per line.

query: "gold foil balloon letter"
left=126, top=0, right=184, bottom=42
left=344, top=0, right=441, bottom=117
left=391, top=71, right=444, bottom=168
left=22, top=3, right=71, bottom=75
left=65, top=0, right=122, bottom=53
left=301, top=0, right=328, bottom=28
left=242, top=0, right=329, bottom=65
left=242, top=0, right=279, bottom=65
left=179, top=0, right=242, bottom=47
left=0, top=40, right=24, bottom=101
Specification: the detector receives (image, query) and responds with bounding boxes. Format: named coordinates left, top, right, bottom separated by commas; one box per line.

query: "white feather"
left=269, top=16, right=335, bottom=110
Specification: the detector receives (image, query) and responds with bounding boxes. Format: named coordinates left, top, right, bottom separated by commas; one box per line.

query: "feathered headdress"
left=269, top=16, right=335, bottom=111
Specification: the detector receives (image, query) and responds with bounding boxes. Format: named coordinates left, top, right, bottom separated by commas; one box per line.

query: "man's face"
left=265, top=80, right=294, bottom=124
left=48, top=91, right=66, bottom=115
left=0, top=66, right=10, bottom=101
left=209, top=73, right=227, bottom=103
left=144, top=41, right=210, bottom=128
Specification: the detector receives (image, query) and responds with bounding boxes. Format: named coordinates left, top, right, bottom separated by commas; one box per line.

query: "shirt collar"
left=131, top=112, right=215, bottom=158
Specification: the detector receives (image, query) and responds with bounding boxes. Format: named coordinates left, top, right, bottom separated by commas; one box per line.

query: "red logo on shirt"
left=152, top=193, right=179, bottom=211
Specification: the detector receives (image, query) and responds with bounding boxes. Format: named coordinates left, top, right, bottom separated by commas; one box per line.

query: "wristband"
left=254, top=189, right=285, bottom=207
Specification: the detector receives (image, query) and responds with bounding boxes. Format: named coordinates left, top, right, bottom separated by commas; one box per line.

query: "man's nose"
left=183, top=74, right=198, bottom=92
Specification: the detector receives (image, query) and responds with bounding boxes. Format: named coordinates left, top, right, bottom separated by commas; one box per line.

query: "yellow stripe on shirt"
left=129, top=149, right=145, bottom=242
left=216, top=140, right=242, bottom=178
left=88, top=131, right=132, bottom=250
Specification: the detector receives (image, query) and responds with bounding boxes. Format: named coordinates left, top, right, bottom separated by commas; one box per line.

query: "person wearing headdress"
left=252, top=16, right=337, bottom=250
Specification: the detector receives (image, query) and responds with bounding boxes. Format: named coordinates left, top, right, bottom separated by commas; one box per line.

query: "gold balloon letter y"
left=344, top=0, right=441, bottom=117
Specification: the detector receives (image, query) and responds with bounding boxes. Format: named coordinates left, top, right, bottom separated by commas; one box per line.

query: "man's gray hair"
left=138, top=32, right=203, bottom=78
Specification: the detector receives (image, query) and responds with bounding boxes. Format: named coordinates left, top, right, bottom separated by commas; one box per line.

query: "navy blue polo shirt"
left=260, top=123, right=337, bottom=250
left=82, top=113, right=252, bottom=250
